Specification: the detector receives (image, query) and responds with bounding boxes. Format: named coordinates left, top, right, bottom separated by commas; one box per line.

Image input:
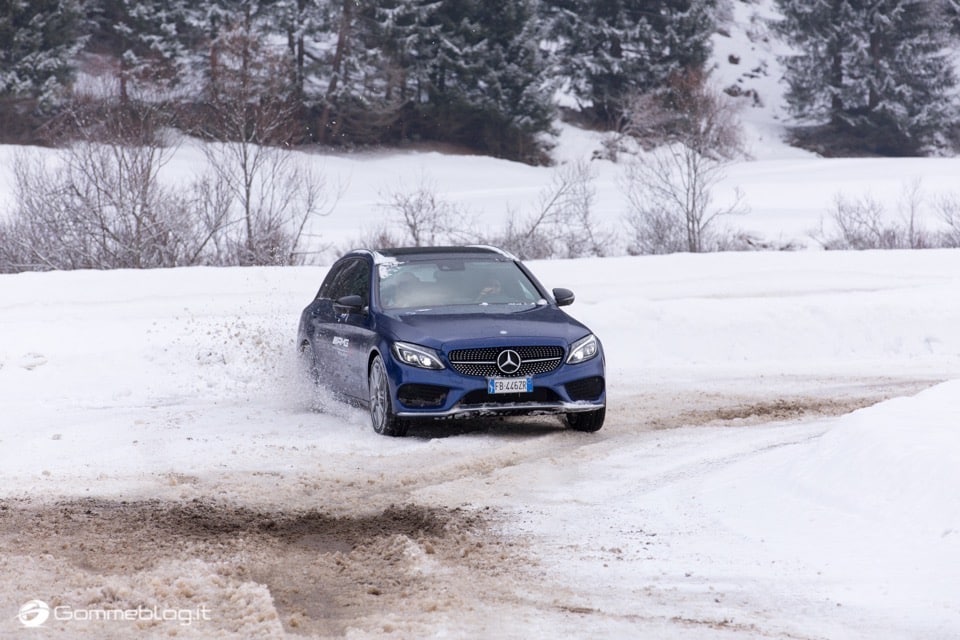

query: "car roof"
left=365, top=245, right=517, bottom=262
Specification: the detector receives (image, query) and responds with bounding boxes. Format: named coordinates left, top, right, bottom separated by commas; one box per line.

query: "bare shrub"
left=339, top=224, right=406, bottom=256
left=0, top=92, right=210, bottom=271
left=937, top=194, right=960, bottom=248
left=186, top=172, right=235, bottom=265
left=621, top=142, right=747, bottom=255
left=816, top=181, right=938, bottom=250
left=377, top=177, right=471, bottom=247
left=619, top=72, right=747, bottom=255
left=714, top=231, right=804, bottom=252
left=0, top=122, right=231, bottom=272
left=0, top=154, right=94, bottom=271
left=349, top=162, right=606, bottom=260
left=0, top=89, right=336, bottom=271
left=488, top=160, right=609, bottom=259
left=822, top=193, right=899, bottom=250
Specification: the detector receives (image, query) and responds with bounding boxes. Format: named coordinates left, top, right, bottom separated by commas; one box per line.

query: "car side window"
left=317, top=261, right=348, bottom=300
left=344, top=260, right=371, bottom=306
left=321, top=258, right=371, bottom=306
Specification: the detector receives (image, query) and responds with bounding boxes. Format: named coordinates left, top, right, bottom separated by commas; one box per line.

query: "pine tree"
left=356, top=0, right=554, bottom=160
left=286, top=0, right=400, bottom=142
left=0, top=0, right=84, bottom=111
left=428, top=0, right=553, bottom=154
left=541, top=0, right=716, bottom=125
left=111, top=0, right=194, bottom=100
left=172, top=1, right=267, bottom=93
left=273, top=0, right=333, bottom=106
left=482, top=1, right=556, bottom=158
left=775, top=0, right=957, bottom=154
left=374, top=0, right=443, bottom=105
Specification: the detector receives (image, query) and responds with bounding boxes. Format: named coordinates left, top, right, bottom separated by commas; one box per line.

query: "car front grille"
left=448, top=346, right=564, bottom=377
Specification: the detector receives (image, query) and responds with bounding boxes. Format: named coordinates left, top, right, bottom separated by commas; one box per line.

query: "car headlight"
left=567, top=334, right=599, bottom=364
left=392, top=342, right=445, bottom=370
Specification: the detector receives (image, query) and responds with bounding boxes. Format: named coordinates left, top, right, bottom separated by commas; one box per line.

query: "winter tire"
left=369, top=355, right=408, bottom=437
left=565, top=407, right=605, bottom=432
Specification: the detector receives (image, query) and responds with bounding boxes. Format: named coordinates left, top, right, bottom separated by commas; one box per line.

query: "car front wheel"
left=369, top=355, right=408, bottom=437
left=565, top=407, right=605, bottom=432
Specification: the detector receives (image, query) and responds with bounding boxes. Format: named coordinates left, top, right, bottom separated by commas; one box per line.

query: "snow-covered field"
left=4, top=3, right=960, bottom=638
left=2, top=248, right=960, bottom=638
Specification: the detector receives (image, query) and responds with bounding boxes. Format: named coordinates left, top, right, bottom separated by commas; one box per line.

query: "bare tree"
left=492, top=160, right=608, bottom=259
left=196, top=15, right=334, bottom=265
left=620, top=72, right=747, bottom=254
left=620, top=157, right=688, bottom=255
left=377, top=177, right=466, bottom=247
left=898, top=179, right=930, bottom=249
left=621, top=70, right=744, bottom=158
left=622, top=147, right=746, bottom=254
left=937, top=194, right=960, bottom=248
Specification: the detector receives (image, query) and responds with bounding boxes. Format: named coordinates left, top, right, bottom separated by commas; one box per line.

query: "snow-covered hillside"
left=2, top=1, right=960, bottom=259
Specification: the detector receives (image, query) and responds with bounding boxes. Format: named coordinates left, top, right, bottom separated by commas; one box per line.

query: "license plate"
left=487, top=377, right=533, bottom=394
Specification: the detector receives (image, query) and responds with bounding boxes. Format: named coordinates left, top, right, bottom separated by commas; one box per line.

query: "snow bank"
left=794, top=380, right=960, bottom=535
left=686, top=380, right=960, bottom=636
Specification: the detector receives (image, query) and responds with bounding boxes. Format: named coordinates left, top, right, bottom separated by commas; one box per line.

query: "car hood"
left=382, top=304, right=591, bottom=349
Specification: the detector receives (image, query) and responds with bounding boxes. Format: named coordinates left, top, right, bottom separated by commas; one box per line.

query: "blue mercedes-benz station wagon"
left=297, top=245, right=605, bottom=436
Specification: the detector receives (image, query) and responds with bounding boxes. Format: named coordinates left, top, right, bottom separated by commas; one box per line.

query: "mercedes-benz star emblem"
left=496, top=349, right=522, bottom=375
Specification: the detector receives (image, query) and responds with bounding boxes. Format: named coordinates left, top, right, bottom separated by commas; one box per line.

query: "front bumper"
left=382, top=340, right=606, bottom=420
left=396, top=400, right=603, bottom=419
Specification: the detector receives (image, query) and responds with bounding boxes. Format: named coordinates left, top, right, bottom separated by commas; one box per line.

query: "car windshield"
left=378, top=258, right=544, bottom=310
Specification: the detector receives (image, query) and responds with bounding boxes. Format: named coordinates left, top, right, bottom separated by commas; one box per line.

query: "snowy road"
left=1, top=381, right=930, bottom=639
left=2, top=251, right=960, bottom=638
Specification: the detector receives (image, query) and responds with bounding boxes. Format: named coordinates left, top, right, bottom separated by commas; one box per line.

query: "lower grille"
left=565, top=376, right=605, bottom=401
left=460, top=387, right=561, bottom=405
left=398, top=384, right=448, bottom=408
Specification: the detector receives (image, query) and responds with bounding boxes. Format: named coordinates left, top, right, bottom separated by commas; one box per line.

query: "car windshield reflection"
left=378, top=258, right=543, bottom=310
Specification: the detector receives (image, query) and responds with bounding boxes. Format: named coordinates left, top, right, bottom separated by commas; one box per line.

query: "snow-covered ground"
left=2, top=249, right=960, bottom=638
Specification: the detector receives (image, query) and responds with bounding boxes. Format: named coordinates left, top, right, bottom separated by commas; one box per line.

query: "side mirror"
left=335, top=294, right=364, bottom=314
left=552, top=287, right=575, bottom=307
